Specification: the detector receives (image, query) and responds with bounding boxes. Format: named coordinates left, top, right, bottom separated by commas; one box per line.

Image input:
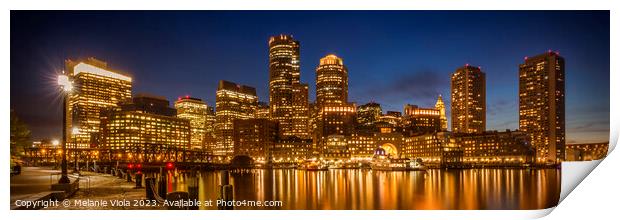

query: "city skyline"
left=10, top=11, right=609, bottom=143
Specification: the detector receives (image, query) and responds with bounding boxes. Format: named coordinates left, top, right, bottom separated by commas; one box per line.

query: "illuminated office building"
left=65, top=57, right=132, bottom=148
left=451, top=64, right=486, bottom=134
left=256, top=102, right=270, bottom=119
left=402, top=104, right=441, bottom=134
left=314, top=103, right=357, bottom=154
left=99, top=95, right=190, bottom=152
left=401, top=132, right=463, bottom=168
left=347, top=133, right=376, bottom=160
left=316, top=54, right=348, bottom=106
left=233, top=118, right=279, bottom=160
left=435, top=95, right=448, bottom=131
left=322, top=135, right=350, bottom=161
left=204, top=106, right=216, bottom=152
left=291, top=83, right=310, bottom=138
left=453, top=130, right=535, bottom=166
left=215, top=80, right=258, bottom=156
left=175, top=96, right=209, bottom=150
left=269, top=34, right=309, bottom=138
left=357, top=102, right=382, bottom=126
left=273, top=137, right=312, bottom=162
left=519, top=51, right=565, bottom=164
left=378, top=111, right=402, bottom=127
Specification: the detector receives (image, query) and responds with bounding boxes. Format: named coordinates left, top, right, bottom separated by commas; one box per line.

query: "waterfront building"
left=565, top=142, right=608, bottom=161
left=215, top=80, right=258, bottom=156
left=273, top=137, right=312, bottom=163
left=175, top=96, right=209, bottom=150
left=435, top=95, right=448, bottom=131
left=451, top=64, right=486, bottom=133
left=233, top=118, right=279, bottom=161
left=322, top=135, right=350, bottom=161
left=64, top=57, right=132, bottom=148
left=453, top=130, right=536, bottom=166
left=519, top=51, right=566, bottom=164
left=402, top=104, right=441, bottom=134
left=315, top=54, right=348, bottom=106
left=269, top=34, right=310, bottom=138
left=402, top=132, right=463, bottom=168
left=99, top=95, right=190, bottom=154
left=347, top=133, right=376, bottom=160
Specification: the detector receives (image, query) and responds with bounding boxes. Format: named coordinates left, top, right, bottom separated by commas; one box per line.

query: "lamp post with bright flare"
left=57, top=74, right=72, bottom=184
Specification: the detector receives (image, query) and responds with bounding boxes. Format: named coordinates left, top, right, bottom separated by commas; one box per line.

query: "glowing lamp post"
left=57, top=74, right=72, bottom=184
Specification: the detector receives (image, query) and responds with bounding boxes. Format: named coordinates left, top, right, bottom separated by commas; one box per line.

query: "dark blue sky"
left=10, top=11, right=609, bottom=143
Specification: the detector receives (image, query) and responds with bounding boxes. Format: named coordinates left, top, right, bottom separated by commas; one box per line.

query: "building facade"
left=255, top=102, right=270, bottom=119
left=269, top=34, right=310, bottom=138
left=99, top=95, right=190, bottom=155
left=453, top=130, right=535, bottom=166
left=233, top=118, right=279, bottom=161
left=65, top=57, right=132, bottom=148
left=519, top=51, right=566, bottom=164
left=215, top=80, right=258, bottom=156
left=357, top=102, right=382, bottom=126
left=175, top=96, right=209, bottom=150
left=451, top=65, right=486, bottom=133
left=435, top=95, right=448, bottom=131
left=291, top=83, right=310, bottom=138
left=315, top=54, right=348, bottom=106
left=402, top=104, right=441, bottom=134
left=273, top=137, right=312, bottom=162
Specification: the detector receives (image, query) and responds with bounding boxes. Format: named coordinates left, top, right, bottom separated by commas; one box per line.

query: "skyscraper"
left=451, top=64, right=486, bottom=133
left=314, top=54, right=355, bottom=156
left=65, top=57, right=132, bottom=148
left=268, top=34, right=302, bottom=137
left=316, top=54, right=348, bottom=106
left=175, top=96, right=209, bottom=150
left=215, top=80, right=258, bottom=156
left=435, top=95, right=448, bottom=131
left=291, top=83, right=310, bottom=138
left=519, top=51, right=565, bottom=164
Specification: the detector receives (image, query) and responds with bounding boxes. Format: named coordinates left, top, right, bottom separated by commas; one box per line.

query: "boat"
left=370, top=147, right=426, bottom=171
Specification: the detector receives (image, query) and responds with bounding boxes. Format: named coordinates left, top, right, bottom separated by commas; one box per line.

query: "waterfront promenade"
left=11, top=167, right=159, bottom=210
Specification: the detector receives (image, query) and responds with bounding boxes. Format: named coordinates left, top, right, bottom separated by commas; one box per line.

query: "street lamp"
left=72, top=127, right=80, bottom=174
left=57, top=74, right=72, bottom=184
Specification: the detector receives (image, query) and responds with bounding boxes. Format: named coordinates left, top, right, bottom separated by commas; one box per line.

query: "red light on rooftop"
left=185, top=95, right=189, bottom=99
left=524, top=56, right=528, bottom=60
left=465, top=63, right=470, bottom=67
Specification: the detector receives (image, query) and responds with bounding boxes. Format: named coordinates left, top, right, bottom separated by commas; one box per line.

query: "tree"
left=10, top=110, right=31, bottom=158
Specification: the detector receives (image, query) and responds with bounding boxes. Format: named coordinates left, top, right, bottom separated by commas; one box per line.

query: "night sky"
left=10, top=11, right=609, bottom=143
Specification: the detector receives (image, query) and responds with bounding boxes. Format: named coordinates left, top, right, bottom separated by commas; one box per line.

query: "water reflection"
left=168, top=169, right=560, bottom=210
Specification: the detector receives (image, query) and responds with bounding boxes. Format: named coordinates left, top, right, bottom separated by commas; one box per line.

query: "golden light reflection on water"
left=169, top=169, right=560, bottom=210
